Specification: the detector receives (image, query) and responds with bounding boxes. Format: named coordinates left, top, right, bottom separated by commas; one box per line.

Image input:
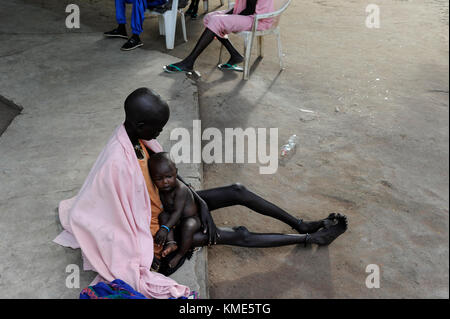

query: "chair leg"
left=159, top=15, right=165, bottom=35
left=180, top=11, right=187, bottom=42
left=243, top=33, right=254, bottom=80
left=258, top=36, right=264, bottom=58
left=275, top=29, right=284, bottom=69
left=164, top=13, right=176, bottom=50
left=203, top=0, right=208, bottom=12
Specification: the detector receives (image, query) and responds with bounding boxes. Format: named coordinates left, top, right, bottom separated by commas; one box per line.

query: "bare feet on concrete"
left=295, top=213, right=338, bottom=234
left=308, top=214, right=348, bottom=246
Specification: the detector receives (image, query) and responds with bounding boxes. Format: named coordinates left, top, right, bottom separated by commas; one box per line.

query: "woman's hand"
left=197, top=196, right=219, bottom=246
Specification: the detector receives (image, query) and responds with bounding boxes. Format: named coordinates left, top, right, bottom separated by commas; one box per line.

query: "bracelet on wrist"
left=161, top=225, right=170, bottom=232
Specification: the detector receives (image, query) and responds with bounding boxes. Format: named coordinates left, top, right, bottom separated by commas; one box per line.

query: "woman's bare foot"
left=168, top=253, right=184, bottom=269
left=295, top=213, right=337, bottom=234
left=161, top=242, right=178, bottom=258
left=308, top=214, right=348, bottom=245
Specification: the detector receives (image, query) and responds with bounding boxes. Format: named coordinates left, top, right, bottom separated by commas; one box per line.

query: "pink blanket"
left=53, top=124, right=190, bottom=299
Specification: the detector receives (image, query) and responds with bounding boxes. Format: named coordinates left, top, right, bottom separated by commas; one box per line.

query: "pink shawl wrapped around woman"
left=53, top=124, right=190, bottom=299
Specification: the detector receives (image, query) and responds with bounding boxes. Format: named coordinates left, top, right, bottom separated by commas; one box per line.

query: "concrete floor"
left=161, top=0, right=448, bottom=298
left=0, top=0, right=207, bottom=298
left=0, top=0, right=448, bottom=299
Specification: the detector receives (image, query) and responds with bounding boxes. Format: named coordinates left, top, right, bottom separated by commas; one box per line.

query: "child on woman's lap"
left=149, top=152, right=200, bottom=269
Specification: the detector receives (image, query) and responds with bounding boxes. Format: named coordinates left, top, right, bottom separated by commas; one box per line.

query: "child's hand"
left=155, top=228, right=169, bottom=246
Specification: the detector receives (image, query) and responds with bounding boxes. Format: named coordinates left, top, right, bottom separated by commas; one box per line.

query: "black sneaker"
left=103, top=27, right=128, bottom=39
left=121, top=35, right=143, bottom=51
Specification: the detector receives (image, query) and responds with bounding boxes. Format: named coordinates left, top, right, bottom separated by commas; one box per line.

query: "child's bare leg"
left=159, top=211, right=178, bottom=257
left=168, top=216, right=201, bottom=268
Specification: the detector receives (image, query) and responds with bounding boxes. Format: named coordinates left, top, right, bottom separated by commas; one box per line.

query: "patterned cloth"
left=80, top=279, right=147, bottom=299
left=80, top=279, right=199, bottom=299
left=169, top=291, right=199, bottom=299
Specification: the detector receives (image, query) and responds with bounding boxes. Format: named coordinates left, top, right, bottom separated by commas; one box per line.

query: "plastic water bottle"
left=280, top=135, right=298, bottom=165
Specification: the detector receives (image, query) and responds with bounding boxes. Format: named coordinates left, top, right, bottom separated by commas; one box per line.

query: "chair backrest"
left=155, top=0, right=181, bottom=12
left=267, top=0, right=292, bottom=28
left=227, top=0, right=292, bottom=29
left=228, top=0, right=291, bottom=14
left=147, top=0, right=180, bottom=14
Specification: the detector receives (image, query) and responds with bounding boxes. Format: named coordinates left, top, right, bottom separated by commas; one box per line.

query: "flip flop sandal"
left=163, top=64, right=193, bottom=74
left=218, top=63, right=244, bottom=72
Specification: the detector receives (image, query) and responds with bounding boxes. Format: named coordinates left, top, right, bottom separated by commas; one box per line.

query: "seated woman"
left=54, top=88, right=348, bottom=290
left=164, top=0, right=274, bottom=73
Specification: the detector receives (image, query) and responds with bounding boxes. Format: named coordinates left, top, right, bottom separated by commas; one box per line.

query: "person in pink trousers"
left=164, top=0, right=274, bottom=73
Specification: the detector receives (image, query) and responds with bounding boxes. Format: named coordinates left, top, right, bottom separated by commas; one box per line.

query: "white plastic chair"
left=219, top=0, right=292, bottom=80
left=146, top=0, right=187, bottom=50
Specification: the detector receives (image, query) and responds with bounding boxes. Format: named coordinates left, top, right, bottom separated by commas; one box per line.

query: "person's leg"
left=192, top=214, right=347, bottom=248
left=168, top=217, right=201, bottom=268
left=166, top=28, right=216, bottom=71
left=197, top=184, right=335, bottom=234
left=164, top=11, right=241, bottom=72
left=194, top=227, right=308, bottom=247
left=187, top=0, right=200, bottom=18
left=104, top=0, right=129, bottom=38
left=210, top=14, right=251, bottom=66
left=216, top=36, right=244, bottom=66
left=120, top=0, right=146, bottom=50
left=129, top=0, right=146, bottom=36
left=116, top=0, right=128, bottom=25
